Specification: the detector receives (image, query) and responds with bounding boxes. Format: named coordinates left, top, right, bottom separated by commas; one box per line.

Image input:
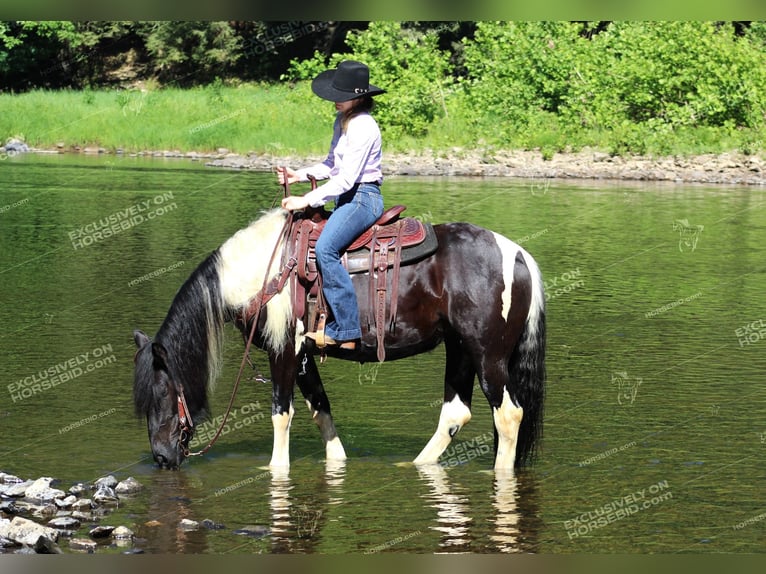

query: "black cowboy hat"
left=311, top=60, right=385, bottom=103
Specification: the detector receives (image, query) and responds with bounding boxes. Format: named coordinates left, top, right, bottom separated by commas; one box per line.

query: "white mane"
left=217, top=208, right=293, bottom=353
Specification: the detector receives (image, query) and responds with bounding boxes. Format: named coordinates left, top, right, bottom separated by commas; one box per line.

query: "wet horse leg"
left=413, top=332, right=475, bottom=465
left=268, top=350, right=296, bottom=468
left=295, top=351, right=347, bottom=460
left=478, top=356, right=523, bottom=471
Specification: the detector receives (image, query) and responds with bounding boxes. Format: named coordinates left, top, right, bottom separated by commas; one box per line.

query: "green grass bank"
left=2, top=82, right=765, bottom=161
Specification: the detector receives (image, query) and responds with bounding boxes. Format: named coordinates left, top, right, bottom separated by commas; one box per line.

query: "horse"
left=133, top=207, right=546, bottom=471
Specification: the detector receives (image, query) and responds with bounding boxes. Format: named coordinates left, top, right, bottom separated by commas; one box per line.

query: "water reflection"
left=417, top=464, right=532, bottom=553
left=141, top=471, right=208, bottom=553
left=417, top=464, right=473, bottom=551
left=490, top=470, right=521, bottom=553
left=268, top=467, right=293, bottom=552
left=268, top=460, right=347, bottom=553
left=324, top=458, right=346, bottom=505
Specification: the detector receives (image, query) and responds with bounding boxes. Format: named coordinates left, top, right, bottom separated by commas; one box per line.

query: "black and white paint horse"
left=133, top=208, right=546, bottom=471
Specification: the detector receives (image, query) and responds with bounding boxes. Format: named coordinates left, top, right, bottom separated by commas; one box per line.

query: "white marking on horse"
left=491, top=232, right=545, bottom=339
left=305, top=399, right=347, bottom=461
left=270, top=403, right=295, bottom=468
left=414, top=395, right=472, bottom=465
left=491, top=232, right=517, bottom=321
left=493, top=389, right=523, bottom=471
left=218, top=209, right=293, bottom=352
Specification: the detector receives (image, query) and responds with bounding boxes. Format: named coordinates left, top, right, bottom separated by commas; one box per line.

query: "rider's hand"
left=276, top=166, right=301, bottom=185
left=281, top=195, right=311, bottom=212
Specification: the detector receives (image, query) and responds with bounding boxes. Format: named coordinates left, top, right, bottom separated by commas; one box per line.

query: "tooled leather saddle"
left=288, top=204, right=437, bottom=362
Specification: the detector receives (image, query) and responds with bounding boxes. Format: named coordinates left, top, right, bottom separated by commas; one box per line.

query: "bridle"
left=175, top=383, right=194, bottom=456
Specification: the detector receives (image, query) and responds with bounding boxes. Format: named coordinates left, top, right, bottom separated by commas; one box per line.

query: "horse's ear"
left=151, top=342, right=169, bottom=370
left=134, top=329, right=150, bottom=348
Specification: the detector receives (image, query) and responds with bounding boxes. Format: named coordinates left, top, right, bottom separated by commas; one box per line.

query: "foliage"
left=138, top=21, right=242, bottom=85
left=286, top=22, right=453, bottom=138
left=2, top=21, right=766, bottom=157
left=568, top=21, right=766, bottom=131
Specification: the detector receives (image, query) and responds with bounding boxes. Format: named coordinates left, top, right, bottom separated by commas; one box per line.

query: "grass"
left=1, top=83, right=333, bottom=156
left=1, top=83, right=764, bottom=160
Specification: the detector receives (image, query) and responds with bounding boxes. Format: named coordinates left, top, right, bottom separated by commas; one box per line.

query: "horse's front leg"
left=295, top=350, right=347, bottom=461
left=268, top=346, right=297, bottom=468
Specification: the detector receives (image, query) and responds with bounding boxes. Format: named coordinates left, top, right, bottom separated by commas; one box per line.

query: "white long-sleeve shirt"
left=295, top=112, right=383, bottom=207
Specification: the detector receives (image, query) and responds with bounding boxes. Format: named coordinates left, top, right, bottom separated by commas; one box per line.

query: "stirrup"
left=305, top=331, right=357, bottom=351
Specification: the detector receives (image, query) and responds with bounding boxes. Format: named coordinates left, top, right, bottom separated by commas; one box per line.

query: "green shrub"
left=566, top=21, right=766, bottom=131
left=285, top=22, right=453, bottom=138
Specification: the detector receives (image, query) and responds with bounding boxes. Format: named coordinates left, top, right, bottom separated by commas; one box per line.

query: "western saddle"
left=286, top=203, right=437, bottom=362
left=237, top=176, right=437, bottom=362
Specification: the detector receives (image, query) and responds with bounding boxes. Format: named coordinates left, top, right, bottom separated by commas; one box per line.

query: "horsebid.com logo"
left=7, top=344, right=117, bottom=403
left=68, top=192, right=177, bottom=250
left=565, top=480, right=672, bottom=540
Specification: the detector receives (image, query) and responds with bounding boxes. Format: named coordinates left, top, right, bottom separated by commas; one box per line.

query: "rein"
left=180, top=172, right=295, bottom=458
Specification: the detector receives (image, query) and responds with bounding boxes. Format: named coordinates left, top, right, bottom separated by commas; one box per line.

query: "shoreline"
left=8, top=145, right=766, bottom=186
left=207, top=148, right=766, bottom=186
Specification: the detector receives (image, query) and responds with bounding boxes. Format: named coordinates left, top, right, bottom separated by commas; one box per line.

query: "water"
left=1, top=154, right=765, bottom=554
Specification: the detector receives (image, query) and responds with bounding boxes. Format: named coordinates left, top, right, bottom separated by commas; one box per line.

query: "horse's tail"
left=510, top=249, right=547, bottom=467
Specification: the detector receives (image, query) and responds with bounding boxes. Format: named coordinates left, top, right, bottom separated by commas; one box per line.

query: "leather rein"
left=175, top=172, right=297, bottom=458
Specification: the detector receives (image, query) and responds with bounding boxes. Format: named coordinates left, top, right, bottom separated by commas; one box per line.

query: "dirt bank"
left=12, top=143, right=765, bottom=185
left=205, top=148, right=765, bottom=186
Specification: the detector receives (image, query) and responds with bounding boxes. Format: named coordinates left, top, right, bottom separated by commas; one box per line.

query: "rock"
left=35, top=504, right=58, bottom=517
left=48, top=516, right=81, bottom=530
left=69, top=483, right=87, bottom=496
left=0, top=501, right=20, bottom=515
left=55, top=495, right=77, bottom=509
left=3, top=516, right=59, bottom=546
left=93, top=484, right=119, bottom=505
left=4, top=139, right=30, bottom=154
left=232, top=525, right=270, bottom=538
left=93, top=475, right=118, bottom=489
left=0, top=472, right=23, bottom=484
left=34, top=535, right=63, bottom=554
left=112, top=525, right=133, bottom=539
left=4, top=480, right=33, bottom=497
left=115, top=477, right=143, bottom=495
left=178, top=518, right=199, bottom=531
left=0, top=535, right=17, bottom=548
left=89, top=525, right=115, bottom=538
left=201, top=518, right=226, bottom=530
left=24, top=477, right=65, bottom=502
left=69, top=537, right=98, bottom=552
left=71, top=498, right=93, bottom=511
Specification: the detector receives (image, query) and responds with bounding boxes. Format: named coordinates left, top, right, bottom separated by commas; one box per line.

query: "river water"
left=1, top=154, right=765, bottom=554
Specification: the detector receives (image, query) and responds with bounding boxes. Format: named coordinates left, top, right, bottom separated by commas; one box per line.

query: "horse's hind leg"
left=413, top=333, right=474, bottom=465
left=477, top=356, right=523, bottom=471
left=295, top=351, right=347, bottom=461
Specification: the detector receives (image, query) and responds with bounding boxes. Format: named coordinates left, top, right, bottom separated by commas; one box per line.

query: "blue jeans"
left=315, top=183, right=384, bottom=341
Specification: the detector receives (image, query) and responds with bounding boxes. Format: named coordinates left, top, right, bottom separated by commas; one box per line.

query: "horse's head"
left=133, top=329, right=196, bottom=470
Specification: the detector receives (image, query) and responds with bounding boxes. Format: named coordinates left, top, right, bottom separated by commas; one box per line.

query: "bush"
left=460, top=21, right=588, bottom=142
left=285, top=22, right=453, bottom=138
left=565, top=21, right=766, bottom=131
